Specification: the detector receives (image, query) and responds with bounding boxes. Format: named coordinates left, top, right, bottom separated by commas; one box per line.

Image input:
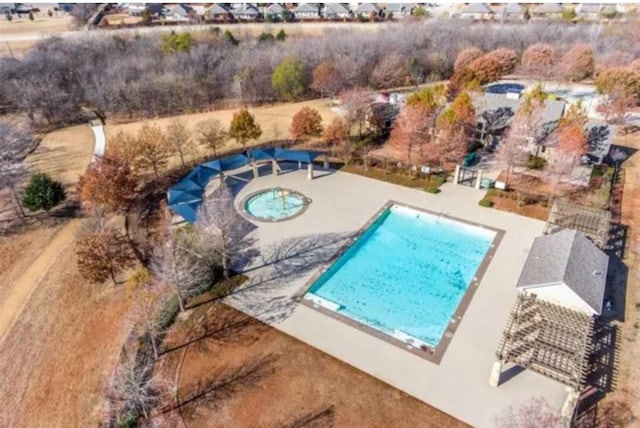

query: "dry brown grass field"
left=106, top=99, right=339, bottom=168
left=0, top=14, right=73, bottom=37
left=157, top=302, right=467, bottom=427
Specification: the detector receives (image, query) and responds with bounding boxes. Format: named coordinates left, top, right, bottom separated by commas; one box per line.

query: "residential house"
left=517, top=229, right=608, bottom=315
left=232, top=3, right=260, bottom=20
left=471, top=92, right=566, bottom=150
left=291, top=3, right=321, bottom=20
left=0, top=3, right=15, bottom=14
left=164, top=4, right=193, bottom=21
left=206, top=3, right=232, bottom=21
left=357, top=3, right=380, bottom=18
left=126, top=3, right=147, bottom=16
left=493, top=3, right=525, bottom=21
left=385, top=3, right=414, bottom=17
left=324, top=3, right=351, bottom=19
left=531, top=3, right=565, bottom=19
left=459, top=3, right=494, bottom=20
left=265, top=3, right=286, bottom=20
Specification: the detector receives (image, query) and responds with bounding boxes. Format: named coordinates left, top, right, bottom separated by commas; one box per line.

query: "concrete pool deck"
left=224, top=167, right=568, bottom=427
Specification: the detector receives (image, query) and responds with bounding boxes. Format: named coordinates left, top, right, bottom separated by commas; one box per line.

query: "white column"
left=323, top=154, right=329, bottom=169
left=252, top=162, right=258, bottom=179
left=488, top=360, right=503, bottom=387
left=475, top=169, right=483, bottom=190
left=307, top=162, right=313, bottom=180
left=272, top=160, right=278, bottom=176
left=298, top=160, right=302, bottom=169
left=453, top=165, right=461, bottom=185
left=561, top=388, right=580, bottom=419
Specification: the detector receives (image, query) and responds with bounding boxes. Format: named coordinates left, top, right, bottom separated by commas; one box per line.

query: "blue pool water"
left=244, top=189, right=306, bottom=221
left=305, top=205, right=495, bottom=347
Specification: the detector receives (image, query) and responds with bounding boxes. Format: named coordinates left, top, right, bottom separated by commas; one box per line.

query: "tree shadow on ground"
left=169, top=352, right=280, bottom=421
left=276, top=406, right=336, bottom=428
left=573, top=320, right=621, bottom=427
left=603, top=253, right=628, bottom=323
left=232, top=231, right=353, bottom=325
left=161, top=305, right=268, bottom=356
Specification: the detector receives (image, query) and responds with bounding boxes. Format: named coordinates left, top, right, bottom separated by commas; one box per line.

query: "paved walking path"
left=0, top=219, right=80, bottom=346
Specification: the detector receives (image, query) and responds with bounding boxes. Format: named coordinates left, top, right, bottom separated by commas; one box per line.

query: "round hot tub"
left=242, top=188, right=310, bottom=222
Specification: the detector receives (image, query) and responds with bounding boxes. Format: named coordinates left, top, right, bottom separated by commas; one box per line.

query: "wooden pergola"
left=491, top=293, right=594, bottom=393
left=545, top=199, right=611, bottom=248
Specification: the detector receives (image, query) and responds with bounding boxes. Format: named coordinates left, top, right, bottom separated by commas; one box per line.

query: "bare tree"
left=195, top=184, right=252, bottom=280
left=151, top=226, right=218, bottom=312
left=340, top=88, right=371, bottom=138
left=165, top=119, right=195, bottom=168
left=107, top=348, right=171, bottom=422
left=70, top=4, right=99, bottom=27
left=197, top=119, right=228, bottom=157
left=130, top=282, right=171, bottom=359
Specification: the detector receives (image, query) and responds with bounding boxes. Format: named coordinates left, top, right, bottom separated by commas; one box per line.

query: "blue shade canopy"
left=167, top=189, right=203, bottom=205
left=172, top=178, right=204, bottom=192
left=168, top=149, right=326, bottom=223
left=201, top=159, right=223, bottom=172
left=168, top=202, right=200, bottom=223
left=249, top=148, right=276, bottom=161
left=185, top=166, right=219, bottom=186
left=220, top=153, right=250, bottom=171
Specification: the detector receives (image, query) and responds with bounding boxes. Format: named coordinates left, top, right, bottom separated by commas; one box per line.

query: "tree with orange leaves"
left=310, top=62, right=345, bottom=99
left=290, top=107, right=323, bottom=141
left=77, top=156, right=137, bottom=215
left=389, top=104, right=433, bottom=165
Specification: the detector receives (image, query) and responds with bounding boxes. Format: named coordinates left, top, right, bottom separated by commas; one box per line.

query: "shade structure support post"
left=488, top=360, right=503, bottom=387
left=298, top=160, right=302, bottom=169
left=272, top=160, right=278, bottom=176
left=307, top=162, right=314, bottom=180
left=323, top=154, right=329, bottom=169
left=252, top=162, right=258, bottom=179
left=475, top=169, right=483, bottom=190
left=453, top=165, right=461, bottom=185
left=561, top=388, right=580, bottom=420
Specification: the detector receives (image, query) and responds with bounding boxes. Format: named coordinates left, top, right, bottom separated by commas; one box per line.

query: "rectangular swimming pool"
left=303, top=203, right=497, bottom=351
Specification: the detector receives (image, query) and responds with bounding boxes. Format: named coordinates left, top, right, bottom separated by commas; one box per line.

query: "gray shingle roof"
left=517, top=229, right=608, bottom=314
left=386, top=3, right=413, bottom=13
left=208, top=3, right=231, bottom=14
left=325, top=3, right=349, bottom=14
left=472, top=93, right=566, bottom=130
left=266, top=3, right=286, bottom=13
left=461, top=3, right=493, bottom=14
left=357, top=3, right=380, bottom=13
left=292, top=3, right=319, bottom=14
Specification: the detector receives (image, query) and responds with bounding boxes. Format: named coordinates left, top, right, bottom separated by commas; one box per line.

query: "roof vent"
left=593, top=270, right=602, bottom=276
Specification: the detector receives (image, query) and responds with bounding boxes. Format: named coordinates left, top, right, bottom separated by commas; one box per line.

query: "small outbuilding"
left=516, top=229, right=609, bottom=315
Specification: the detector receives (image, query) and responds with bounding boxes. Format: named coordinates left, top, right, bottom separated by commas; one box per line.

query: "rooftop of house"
left=325, top=3, right=350, bottom=14
left=357, top=3, right=381, bottom=13
left=516, top=229, right=609, bottom=314
left=460, top=3, right=493, bottom=15
left=292, top=3, right=320, bottom=14
left=586, top=121, right=614, bottom=160
left=472, top=92, right=566, bottom=130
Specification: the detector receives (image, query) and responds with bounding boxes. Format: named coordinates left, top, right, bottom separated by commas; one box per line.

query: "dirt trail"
left=0, top=219, right=80, bottom=346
